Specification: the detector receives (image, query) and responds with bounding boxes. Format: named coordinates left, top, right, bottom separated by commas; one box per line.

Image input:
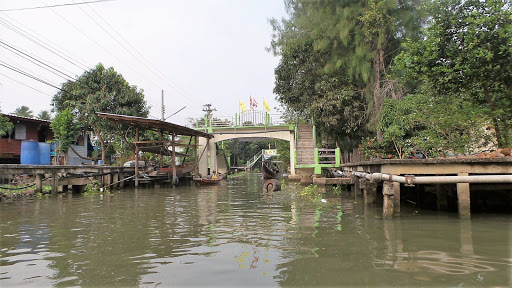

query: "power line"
left=0, top=39, right=76, bottom=80
left=0, top=0, right=115, bottom=12
left=83, top=2, right=205, bottom=104
left=0, top=16, right=90, bottom=71
left=41, top=0, right=183, bottom=101
left=0, top=72, right=53, bottom=96
left=0, top=61, right=64, bottom=91
left=1, top=52, right=59, bottom=86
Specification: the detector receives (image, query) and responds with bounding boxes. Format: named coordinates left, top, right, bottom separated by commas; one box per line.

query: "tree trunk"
left=95, top=129, right=106, bottom=164
left=373, top=47, right=385, bottom=141
left=483, top=82, right=504, bottom=147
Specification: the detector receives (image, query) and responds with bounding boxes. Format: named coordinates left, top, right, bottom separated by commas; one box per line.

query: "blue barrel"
left=21, top=140, right=40, bottom=165
left=38, top=142, right=51, bottom=165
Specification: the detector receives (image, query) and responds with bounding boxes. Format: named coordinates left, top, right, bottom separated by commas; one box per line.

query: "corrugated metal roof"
left=2, top=114, right=51, bottom=124
left=96, top=112, right=212, bottom=138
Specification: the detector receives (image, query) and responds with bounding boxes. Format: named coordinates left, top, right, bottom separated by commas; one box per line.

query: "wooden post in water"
left=135, top=128, right=139, bottom=187
left=457, top=172, right=471, bottom=218
left=382, top=181, right=394, bottom=218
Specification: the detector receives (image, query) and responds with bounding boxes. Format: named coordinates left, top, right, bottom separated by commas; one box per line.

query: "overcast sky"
left=0, top=0, right=286, bottom=126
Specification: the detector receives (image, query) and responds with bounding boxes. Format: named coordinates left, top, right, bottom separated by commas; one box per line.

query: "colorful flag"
left=239, top=100, right=247, bottom=113
left=263, top=98, right=271, bottom=112
left=250, top=96, right=258, bottom=109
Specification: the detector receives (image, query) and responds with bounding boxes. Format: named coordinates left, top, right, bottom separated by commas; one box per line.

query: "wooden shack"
left=0, top=114, right=53, bottom=164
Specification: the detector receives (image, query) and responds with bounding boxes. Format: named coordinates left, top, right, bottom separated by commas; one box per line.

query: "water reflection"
left=0, top=174, right=510, bottom=287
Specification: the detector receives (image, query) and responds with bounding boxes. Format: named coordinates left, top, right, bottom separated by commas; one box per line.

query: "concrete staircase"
left=296, top=124, right=315, bottom=165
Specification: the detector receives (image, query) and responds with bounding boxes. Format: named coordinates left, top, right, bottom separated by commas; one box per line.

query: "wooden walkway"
left=302, top=158, right=512, bottom=218
left=0, top=164, right=135, bottom=194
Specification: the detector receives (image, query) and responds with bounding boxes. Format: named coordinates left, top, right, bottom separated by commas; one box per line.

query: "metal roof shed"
left=97, top=112, right=212, bottom=186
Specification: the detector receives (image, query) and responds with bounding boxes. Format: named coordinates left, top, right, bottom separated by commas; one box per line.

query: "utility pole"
left=161, top=90, right=165, bottom=121
left=202, top=104, right=216, bottom=127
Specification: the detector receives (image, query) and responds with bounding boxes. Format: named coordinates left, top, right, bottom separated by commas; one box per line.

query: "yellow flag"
left=263, top=99, right=271, bottom=112
left=239, top=100, right=247, bottom=113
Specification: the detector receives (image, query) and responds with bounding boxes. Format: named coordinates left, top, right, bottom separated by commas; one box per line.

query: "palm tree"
left=13, top=106, right=33, bottom=118
left=37, top=110, right=53, bottom=121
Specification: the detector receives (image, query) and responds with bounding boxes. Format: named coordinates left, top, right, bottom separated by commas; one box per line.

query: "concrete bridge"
left=195, top=111, right=341, bottom=177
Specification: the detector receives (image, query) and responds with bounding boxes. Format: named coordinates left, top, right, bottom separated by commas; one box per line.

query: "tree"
left=37, top=110, right=53, bottom=121
left=13, top=106, right=33, bottom=118
left=0, top=115, right=13, bottom=137
left=395, top=0, right=512, bottom=147
left=51, top=109, right=79, bottom=165
left=379, top=88, right=492, bottom=158
left=269, top=0, right=425, bottom=145
left=52, top=63, right=149, bottom=163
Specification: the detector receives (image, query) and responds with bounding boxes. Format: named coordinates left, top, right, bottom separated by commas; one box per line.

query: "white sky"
left=0, top=0, right=286, bottom=126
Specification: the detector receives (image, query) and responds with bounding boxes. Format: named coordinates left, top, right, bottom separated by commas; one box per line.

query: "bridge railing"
left=196, top=111, right=287, bottom=129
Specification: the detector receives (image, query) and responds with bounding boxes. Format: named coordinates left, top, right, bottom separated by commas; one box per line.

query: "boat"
left=262, top=160, right=280, bottom=179
left=193, top=173, right=223, bottom=185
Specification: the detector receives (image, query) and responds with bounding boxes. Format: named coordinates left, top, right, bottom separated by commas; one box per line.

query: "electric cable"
left=0, top=0, right=115, bottom=12
left=0, top=16, right=90, bottom=71
left=0, top=72, right=53, bottom=96
left=0, top=39, right=76, bottom=80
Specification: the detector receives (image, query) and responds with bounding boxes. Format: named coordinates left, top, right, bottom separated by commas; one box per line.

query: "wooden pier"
left=0, top=164, right=135, bottom=194
left=307, top=158, right=512, bottom=218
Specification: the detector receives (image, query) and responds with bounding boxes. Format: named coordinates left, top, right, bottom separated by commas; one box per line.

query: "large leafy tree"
left=13, top=106, right=34, bottom=118
left=270, top=0, right=424, bottom=144
left=395, top=0, right=512, bottom=147
left=52, top=63, right=149, bottom=163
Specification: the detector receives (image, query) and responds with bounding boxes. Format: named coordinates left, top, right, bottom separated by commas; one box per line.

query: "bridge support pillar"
left=209, top=139, right=217, bottom=174
left=289, top=130, right=296, bottom=175
left=198, top=137, right=209, bottom=177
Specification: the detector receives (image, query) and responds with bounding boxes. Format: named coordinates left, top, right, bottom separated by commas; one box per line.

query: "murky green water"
left=1, top=173, right=510, bottom=287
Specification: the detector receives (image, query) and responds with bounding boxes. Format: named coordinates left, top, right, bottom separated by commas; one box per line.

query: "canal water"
left=1, top=173, right=510, bottom=287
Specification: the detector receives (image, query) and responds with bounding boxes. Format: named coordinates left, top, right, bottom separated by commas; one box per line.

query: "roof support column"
left=194, top=136, right=198, bottom=176
left=172, top=133, right=178, bottom=185
left=135, top=127, right=139, bottom=187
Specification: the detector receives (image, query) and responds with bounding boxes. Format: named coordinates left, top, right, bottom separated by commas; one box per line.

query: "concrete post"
left=352, top=174, right=361, bottom=198
left=119, top=172, right=125, bottom=188
left=457, top=172, right=471, bottom=218
left=382, top=181, right=394, bottom=218
left=198, top=137, right=208, bottom=177
left=393, top=181, right=400, bottom=216
left=459, top=220, right=474, bottom=254
left=289, top=130, right=296, bottom=175
left=208, top=138, right=217, bottom=175
left=51, top=172, right=58, bottom=195
left=361, top=179, right=377, bottom=206
left=35, top=174, right=43, bottom=193
left=363, top=180, right=377, bottom=205
left=113, top=172, right=119, bottom=189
